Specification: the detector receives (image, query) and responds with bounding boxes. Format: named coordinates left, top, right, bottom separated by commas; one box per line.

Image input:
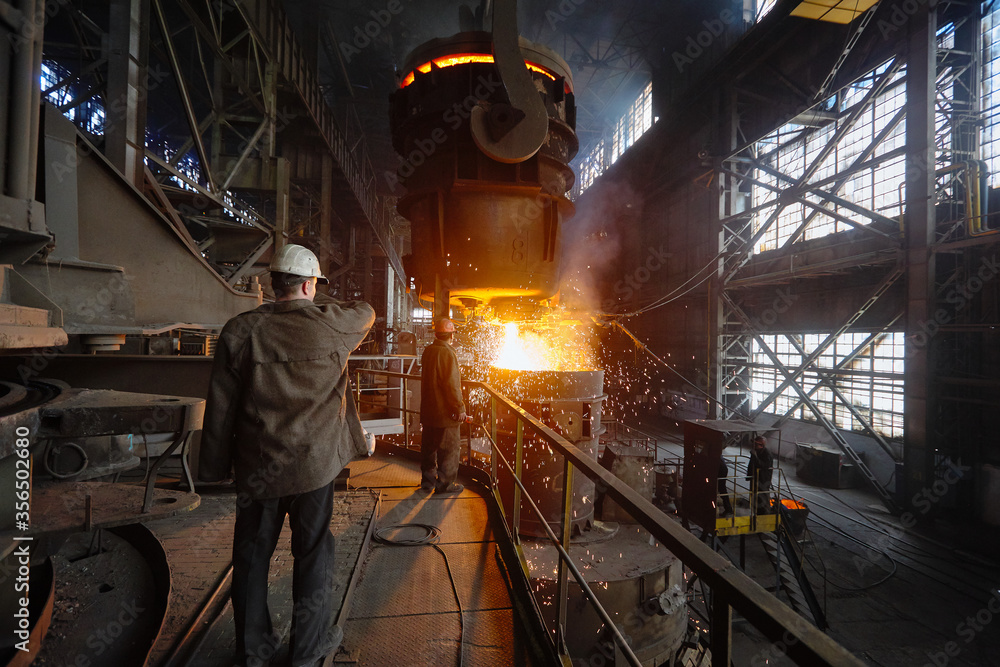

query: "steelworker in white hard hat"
left=199, top=243, right=374, bottom=667
left=419, top=317, right=466, bottom=494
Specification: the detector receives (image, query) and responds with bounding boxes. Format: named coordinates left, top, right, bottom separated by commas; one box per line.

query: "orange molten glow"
left=780, top=499, right=808, bottom=510
left=490, top=321, right=595, bottom=372
left=400, top=53, right=557, bottom=88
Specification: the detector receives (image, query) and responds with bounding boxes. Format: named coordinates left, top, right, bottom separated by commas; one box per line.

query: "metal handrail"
left=486, top=432, right=643, bottom=667
left=355, top=368, right=864, bottom=667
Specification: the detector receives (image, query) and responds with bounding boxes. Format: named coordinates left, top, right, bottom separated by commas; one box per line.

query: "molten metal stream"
left=489, top=321, right=596, bottom=372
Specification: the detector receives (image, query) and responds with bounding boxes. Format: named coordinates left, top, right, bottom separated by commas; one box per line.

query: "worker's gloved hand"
left=457, top=412, right=468, bottom=423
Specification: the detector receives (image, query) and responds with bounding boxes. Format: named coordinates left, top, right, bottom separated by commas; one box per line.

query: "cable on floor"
left=373, top=523, right=465, bottom=667
left=805, top=516, right=898, bottom=591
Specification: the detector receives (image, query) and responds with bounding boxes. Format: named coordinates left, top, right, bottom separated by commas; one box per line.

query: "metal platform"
left=342, top=454, right=537, bottom=667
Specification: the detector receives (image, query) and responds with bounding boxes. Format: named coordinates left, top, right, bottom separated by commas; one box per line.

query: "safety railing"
left=714, top=452, right=785, bottom=536
left=348, top=355, right=417, bottom=437
left=354, top=368, right=863, bottom=667
left=600, top=419, right=660, bottom=456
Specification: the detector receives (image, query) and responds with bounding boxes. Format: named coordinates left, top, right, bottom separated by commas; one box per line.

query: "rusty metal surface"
left=524, top=525, right=685, bottom=664
left=0, top=387, right=205, bottom=460
left=487, top=369, right=605, bottom=538
left=599, top=445, right=655, bottom=523
left=377, top=496, right=494, bottom=544
left=7, top=482, right=200, bottom=539
left=347, top=455, right=424, bottom=489
left=391, top=29, right=577, bottom=307
left=682, top=420, right=727, bottom=532
left=35, top=389, right=204, bottom=438
left=342, top=452, right=539, bottom=665
left=350, top=541, right=510, bottom=618
left=344, top=608, right=532, bottom=667
left=26, top=528, right=164, bottom=667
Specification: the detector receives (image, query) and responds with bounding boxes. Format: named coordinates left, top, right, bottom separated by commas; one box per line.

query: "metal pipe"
left=402, top=376, right=409, bottom=447
left=6, top=0, right=40, bottom=199
left=555, top=457, right=572, bottom=649
left=513, top=419, right=523, bottom=540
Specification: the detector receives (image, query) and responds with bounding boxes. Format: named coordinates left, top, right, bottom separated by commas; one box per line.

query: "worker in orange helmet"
left=419, top=317, right=466, bottom=493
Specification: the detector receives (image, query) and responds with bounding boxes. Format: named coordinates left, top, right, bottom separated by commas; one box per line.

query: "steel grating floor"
left=343, top=453, right=536, bottom=666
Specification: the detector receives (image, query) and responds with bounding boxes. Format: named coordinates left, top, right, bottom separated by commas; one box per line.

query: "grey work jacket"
left=419, top=339, right=465, bottom=428
left=199, top=296, right=375, bottom=499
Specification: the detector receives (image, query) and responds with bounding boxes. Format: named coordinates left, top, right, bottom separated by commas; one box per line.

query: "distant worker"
left=199, top=243, right=375, bottom=667
left=420, top=317, right=466, bottom=494
left=718, top=457, right=734, bottom=516
left=747, top=435, right=774, bottom=514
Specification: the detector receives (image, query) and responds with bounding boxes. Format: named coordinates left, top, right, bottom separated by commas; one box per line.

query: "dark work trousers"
left=232, top=481, right=335, bottom=667
left=421, top=425, right=461, bottom=488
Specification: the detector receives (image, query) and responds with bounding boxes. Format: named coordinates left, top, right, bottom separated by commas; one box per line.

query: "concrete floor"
left=632, top=417, right=1000, bottom=667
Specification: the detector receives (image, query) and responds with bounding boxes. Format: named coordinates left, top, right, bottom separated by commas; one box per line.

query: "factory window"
left=577, top=139, right=606, bottom=194
left=610, top=82, right=654, bottom=165
left=751, top=60, right=908, bottom=252
left=40, top=61, right=106, bottom=136
left=982, top=6, right=1000, bottom=187
left=749, top=331, right=905, bottom=438
left=754, top=0, right=778, bottom=21
left=411, top=307, right=433, bottom=325
left=574, top=82, right=655, bottom=196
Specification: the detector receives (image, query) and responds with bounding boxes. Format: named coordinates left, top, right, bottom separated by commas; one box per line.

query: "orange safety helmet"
left=434, top=318, right=456, bottom=334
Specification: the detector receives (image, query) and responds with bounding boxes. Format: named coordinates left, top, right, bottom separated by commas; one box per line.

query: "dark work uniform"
left=200, top=295, right=374, bottom=667
left=419, top=338, right=465, bottom=490
left=747, top=444, right=774, bottom=514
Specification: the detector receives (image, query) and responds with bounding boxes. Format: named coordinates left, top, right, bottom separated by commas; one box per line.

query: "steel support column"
left=105, top=0, right=149, bottom=187
left=6, top=0, right=42, bottom=200
left=710, top=90, right=739, bottom=419
left=903, top=3, right=937, bottom=510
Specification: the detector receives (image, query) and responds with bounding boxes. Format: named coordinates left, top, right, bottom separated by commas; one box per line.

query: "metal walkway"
left=343, top=454, right=537, bottom=667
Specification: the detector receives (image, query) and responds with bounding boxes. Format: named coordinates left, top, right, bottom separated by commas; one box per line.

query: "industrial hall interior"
left=2, top=0, right=1000, bottom=666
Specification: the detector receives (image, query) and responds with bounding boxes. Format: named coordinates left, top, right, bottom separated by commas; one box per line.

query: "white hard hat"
left=269, top=244, right=328, bottom=284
